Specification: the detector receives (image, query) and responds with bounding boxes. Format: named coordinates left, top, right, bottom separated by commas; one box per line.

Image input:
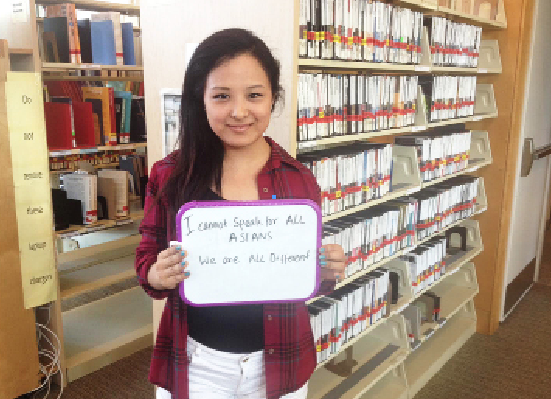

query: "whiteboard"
left=175, top=200, right=321, bottom=306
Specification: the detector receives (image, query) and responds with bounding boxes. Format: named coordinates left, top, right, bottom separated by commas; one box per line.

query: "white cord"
left=28, top=305, right=64, bottom=399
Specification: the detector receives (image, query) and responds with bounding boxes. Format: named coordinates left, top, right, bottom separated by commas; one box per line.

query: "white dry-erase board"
left=175, top=200, right=321, bottom=306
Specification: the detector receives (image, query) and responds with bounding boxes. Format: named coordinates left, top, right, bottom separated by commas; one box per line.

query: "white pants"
left=156, top=336, right=308, bottom=399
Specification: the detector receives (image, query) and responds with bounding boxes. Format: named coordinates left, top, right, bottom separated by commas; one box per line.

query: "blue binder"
left=121, top=23, right=136, bottom=66
left=91, top=20, right=116, bottom=65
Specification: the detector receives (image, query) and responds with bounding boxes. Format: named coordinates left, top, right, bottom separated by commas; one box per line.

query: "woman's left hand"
left=319, top=244, right=346, bottom=282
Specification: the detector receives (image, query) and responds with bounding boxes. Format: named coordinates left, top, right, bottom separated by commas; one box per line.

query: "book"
left=77, top=19, right=92, bottom=63
left=91, top=20, right=117, bottom=65
left=130, top=97, right=146, bottom=143
left=91, top=12, right=124, bottom=65
left=44, top=102, right=73, bottom=150
left=81, top=86, right=113, bottom=145
left=84, top=98, right=104, bottom=145
left=114, top=97, right=123, bottom=139
left=45, top=3, right=81, bottom=63
left=108, top=87, right=117, bottom=145
left=43, top=17, right=70, bottom=63
left=72, top=102, right=96, bottom=148
left=114, top=91, right=132, bottom=144
left=121, top=23, right=136, bottom=65
left=50, top=97, right=76, bottom=147
left=62, top=174, right=98, bottom=225
left=97, top=170, right=129, bottom=218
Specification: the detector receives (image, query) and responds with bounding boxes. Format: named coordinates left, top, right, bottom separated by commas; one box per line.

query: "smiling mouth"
left=227, top=123, right=253, bottom=133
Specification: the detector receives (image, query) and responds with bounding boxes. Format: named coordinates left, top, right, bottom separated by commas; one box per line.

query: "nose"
left=231, top=97, right=248, bottom=119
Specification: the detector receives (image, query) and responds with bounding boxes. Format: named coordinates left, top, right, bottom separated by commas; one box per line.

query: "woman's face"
left=204, top=53, right=274, bottom=149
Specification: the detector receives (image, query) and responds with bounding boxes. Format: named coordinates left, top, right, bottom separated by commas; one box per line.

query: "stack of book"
left=299, top=143, right=393, bottom=216
left=44, top=85, right=145, bottom=149
left=419, top=75, right=477, bottom=122
left=297, top=73, right=418, bottom=141
left=299, top=0, right=423, bottom=64
left=43, top=4, right=136, bottom=65
left=400, top=236, right=447, bottom=295
left=395, top=130, right=471, bottom=182
left=427, top=16, right=482, bottom=68
left=410, top=175, right=479, bottom=240
left=323, top=202, right=417, bottom=278
left=308, top=268, right=390, bottom=364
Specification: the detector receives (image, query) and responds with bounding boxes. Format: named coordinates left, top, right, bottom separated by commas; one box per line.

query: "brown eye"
left=214, top=94, right=229, bottom=100
left=249, top=93, right=263, bottom=99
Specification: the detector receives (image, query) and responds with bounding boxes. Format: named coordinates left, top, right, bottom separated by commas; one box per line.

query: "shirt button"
left=269, top=349, right=274, bottom=355
left=267, top=315, right=272, bottom=321
left=263, top=188, right=268, bottom=193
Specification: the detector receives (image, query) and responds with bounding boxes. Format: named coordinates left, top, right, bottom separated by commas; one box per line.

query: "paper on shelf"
left=6, top=72, right=57, bottom=308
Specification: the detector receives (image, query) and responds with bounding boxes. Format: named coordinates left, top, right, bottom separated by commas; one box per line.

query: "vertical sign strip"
left=6, top=72, right=57, bottom=308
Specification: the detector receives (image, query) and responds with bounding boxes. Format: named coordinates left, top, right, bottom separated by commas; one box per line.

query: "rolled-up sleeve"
left=135, top=161, right=172, bottom=299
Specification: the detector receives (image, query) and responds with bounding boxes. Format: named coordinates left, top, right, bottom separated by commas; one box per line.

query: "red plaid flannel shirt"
left=135, top=137, right=335, bottom=399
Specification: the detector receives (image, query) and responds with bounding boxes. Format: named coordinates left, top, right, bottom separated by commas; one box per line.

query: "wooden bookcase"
left=2, top=0, right=153, bottom=389
left=0, top=39, right=42, bottom=399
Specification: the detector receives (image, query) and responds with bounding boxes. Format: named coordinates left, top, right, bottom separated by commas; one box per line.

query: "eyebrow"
left=210, top=85, right=266, bottom=91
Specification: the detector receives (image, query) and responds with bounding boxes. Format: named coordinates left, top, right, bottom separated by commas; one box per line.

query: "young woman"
left=135, top=28, right=346, bottom=399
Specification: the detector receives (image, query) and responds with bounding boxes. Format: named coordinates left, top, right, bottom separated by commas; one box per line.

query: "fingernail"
left=181, top=261, right=186, bottom=266
left=320, top=261, right=327, bottom=266
left=319, top=248, right=325, bottom=253
left=336, top=275, right=340, bottom=279
left=177, top=246, right=182, bottom=251
left=181, top=251, right=186, bottom=257
left=184, top=271, right=190, bottom=277
left=319, top=255, right=326, bottom=260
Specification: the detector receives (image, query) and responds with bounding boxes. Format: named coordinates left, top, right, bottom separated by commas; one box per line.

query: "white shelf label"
left=411, top=125, right=427, bottom=132
left=472, top=116, right=483, bottom=122
left=82, top=64, right=101, bottom=69
left=478, top=68, right=488, bottom=74
left=298, top=141, right=317, bottom=150
left=415, top=66, right=430, bottom=72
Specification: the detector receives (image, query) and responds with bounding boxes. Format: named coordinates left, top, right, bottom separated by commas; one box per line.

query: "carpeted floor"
left=42, top=284, right=551, bottom=399
left=415, top=283, right=551, bottom=399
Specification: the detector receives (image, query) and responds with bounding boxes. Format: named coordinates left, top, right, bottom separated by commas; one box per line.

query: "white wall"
left=503, top=0, right=551, bottom=318
left=140, top=0, right=297, bottom=167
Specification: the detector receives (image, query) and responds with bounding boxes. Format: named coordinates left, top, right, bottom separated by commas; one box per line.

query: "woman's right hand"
left=147, top=246, right=189, bottom=290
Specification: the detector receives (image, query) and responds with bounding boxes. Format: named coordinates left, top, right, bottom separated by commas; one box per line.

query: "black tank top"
left=186, top=190, right=264, bottom=353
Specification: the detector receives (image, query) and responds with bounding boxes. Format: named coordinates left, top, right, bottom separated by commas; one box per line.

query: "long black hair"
left=162, top=28, right=283, bottom=227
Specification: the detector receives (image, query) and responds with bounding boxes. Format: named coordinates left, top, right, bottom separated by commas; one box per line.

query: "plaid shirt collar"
left=263, top=136, right=298, bottom=171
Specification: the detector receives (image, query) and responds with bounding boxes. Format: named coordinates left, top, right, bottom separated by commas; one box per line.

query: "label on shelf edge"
left=298, top=141, right=317, bottom=149
left=414, top=66, right=430, bottom=72
left=479, top=68, right=488, bottom=74
left=411, top=125, right=427, bottom=132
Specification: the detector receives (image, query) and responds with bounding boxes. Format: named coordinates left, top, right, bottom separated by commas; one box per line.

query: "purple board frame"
left=176, top=199, right=322, bottom=306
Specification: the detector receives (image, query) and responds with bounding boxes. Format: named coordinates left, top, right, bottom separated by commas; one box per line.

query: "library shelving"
left=35, top=0, right=140, bottom=15
left=307, top=314, right=410, bottom=399
left=291, top=0, right=504, bottom=398
left=318, top=131, right=491, bottom=224
left=405, top=300, right=477, bottom=397
left=2, top=0, right=151, bottom=387
left=61, top=286, right=153, bottom=382
left=305, top=218, right=483, bottom=398
left=49, top=142, right=147, bottom=157
left=296, top=81, right=498, bottom=152
left=298, top=25, right=503, bottom=76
